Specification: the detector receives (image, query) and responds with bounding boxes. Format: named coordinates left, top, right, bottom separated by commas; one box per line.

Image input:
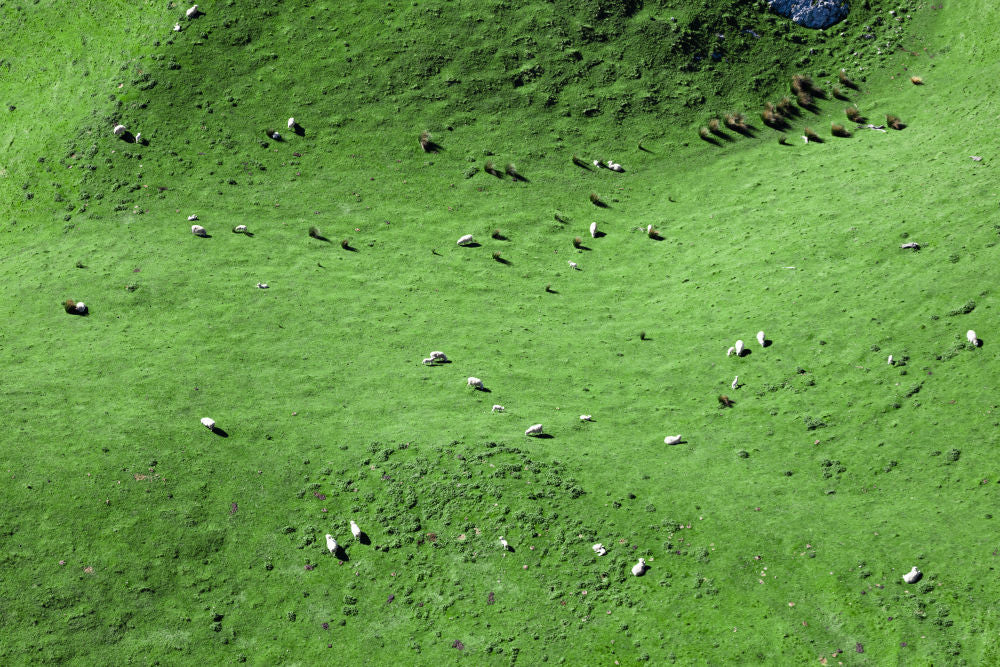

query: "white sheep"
left=664, top=435, right=682, bottom=445
left=887, top=355, right=893, bottom=365
left=589, top=222, right=598, bottom=238
left=326, top=534, right=338, bottom=554
left=457, top=234, right=475, bottom=246
left=525, top=424, right=543, bottom=437
left=191, top=224, right=207, bottom=237
left=631, top=558, right=648, bottom=576
left=186, top=5, right=199, bottom=18
left=134, top=132, right=142, bottom=144
left=233, top=224, right=247, bottom=233
left=187, top=214, right=199, bottom=221
left=646, top=224, right=653, bottom=234
left=592, top=543, right=607, bottom=556
left=74, top=301, right=87, bottom=314
left=429, top=350, right=448, bottom=361
left=113, top=124, right=126, bottom=136
left=609, top=163, right=623, bottom=172
left=173, top=23, right=181, bottom=31
left=568, top=261, right=578, bottom=270
left=902, top=566, right=922, bottom=584
left=421, top=357, right=435, bottom=365
left=580, top=415, right=592, bottom=421
left=350, top=520, right=362, bottom=539
left=499, top=536, right=511, bottom=551
left=726, top=346, right=735, bottom=357
left=270, top=131, right=281, bottom=140
left=967, top=330, right=980, bottom=346
left=287, top=117, right=295, bottom=129
left=734, top=340, right=745, bottom=357
left=467, top=376, right=484, bottom=389
left=592, top=159, right=601, bottom=168
left=731, top=376, right=739, bottom=390
left=492, top=405, right=505, bottom=412
left=200, top=417, right=215, bottom=430
left=756, top=331, right=765, bottom=347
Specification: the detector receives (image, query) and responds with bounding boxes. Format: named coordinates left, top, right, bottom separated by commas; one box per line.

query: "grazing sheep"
left=457, top=234, right=475, bottom=246
left=134, top=132, right=142, bottom=144
left=191, top=224, right=207, bottom=237
left=113, top=124, right=126, bottom=136
left=326, top=534, right=338, bottom=554
left=631, top=558, right=648, bottom=576
left=734, top=340, right=745, bottom=357
left=173, top=23, right=181, bottom=31
left=187, top=214, right=199, bottom=221
left=589, top=222, right=598, bottom=238
left=887, top=355, right=893, bottom=365
left=580, top=415, right=592, bottom=421
left=421, top=357, right=435, bottom=365
left=499, top=536, right=511, bottom=551
left=900, top=242, right=921, bottom=250
left=592, top=543, right=607, bottom=556
left=270, top=131, right=281, bottom=140
left=467, top=376, right=484, bottom=389
left=491, top=405, right=505, bottom=412
left=756, top=331, right=765, bottom=347
left=967, top=330, right=980, bottom=346
left=74, top=301, right=87, bottom=314
left=592, top=159, right=601, bottom=168
left=350, top=521, right=362, bottom=539
left=608, top=162, right=623, bottom=172
left=727, top=346, right=735, bottom=357
left=429, top=351, right=448, bottom=361
left=646, top=224, right=653, bottom=234
left=731, top=376, right=739, bottom=390
left=186, top=5, right=199, bottom=18
left=200, top=417, right=215, bottom=430
left=568, top=261, right=578, bottom=270
left=664, top=435, right=682, bottom=445
left=233, top=224, right=247, bottom=233
left=525, top=424, right=543, bottom=437
left=287, top=117, right=295, bottom=129
left=903, top=566, right=922, bottom=584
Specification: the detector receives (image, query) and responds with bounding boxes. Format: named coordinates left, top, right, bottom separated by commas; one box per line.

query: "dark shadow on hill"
left=491, top=232, right=508, bottom=241
left=545, top=286, right=559, bottom=294
left=572, top=157, right=593, bottom=171
left=210, top=426, right=229, bottom=438
left=507, top=170, right=529, bottom=183
left=118, top=130, right=135, bottom=143
left=309, top=231, right=330, bottom=242
left=700, top=134, right=721, bottom=146
left=730, top=124, right=757, bottom=138
left=473, top=386, right=492, bottom=393
left=574, top=243, right=591, bottom=251
left=648, top=231, right=664, bottom=241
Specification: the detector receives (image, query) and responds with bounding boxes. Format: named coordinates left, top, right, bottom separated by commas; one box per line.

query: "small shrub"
left=491, top=229, right=506, bottom=240
left=639, top=331, right=647, bottom=341
left=832, top=85, right=849, bottom=100
left=505, top=163, right=524, bottom=181
left=838, top=70, right=857, bottom=89
left=572, top=155, right=590, bottom=169
left=698, top=126, right=712, bottom=140
left=554, top=212, right=567, bottom=224
left=419, top=130, right=439, bottom=152
left=790, top=74, right=811, bottom=94
left=910, top=76, right=923, bottom=85
left=573, top=236, right=583, bottom=249
left=484, top=160, right=502, bottom=178
left=589, top=192, right=605, bottom=207
left=886, top=114, right=906, bottom=130
left=545, top=284, right=555, bottom=293
left=308, top=226, right=323, bottom=240
left=340, top=238, right=353, bottom=250
left=796, top=90, right=814, bottom=109
left=724, top=112, right=747, bottom=132
left=776, top=96, right=796, bottom=117
left=63, top=298, right=78, bottom=314
left=492, top=251, right=508, bottom=264
left=831, top=123, right=851, bottom=138
left=761, top=103, right=785, bottom=129
left=718, top=394, right=734, bottom=408
left=707, top=118, right=721, bottom=133
left=803, top=127, right=822, bottom=143
left=845, top=106, right=866, bottom=123
left=75, top=260, right=86, bottom=269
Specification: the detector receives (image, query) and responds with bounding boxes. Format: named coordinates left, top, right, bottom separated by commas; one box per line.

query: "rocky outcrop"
left=768, top=0, right=849, bottom=29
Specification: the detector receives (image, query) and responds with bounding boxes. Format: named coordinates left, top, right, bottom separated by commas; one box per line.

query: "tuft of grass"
left=776, top=96, right=797, bottom=117
left=718, top=394, right=734, bottom=408
left=803, top=127, right=822, bottom=143
left=419, top=130, right=432, bottom=152
left=308, top=226, right=321, bottom=239
left=573, top=236, right=583, bottom=249
left=790, top=74, right=810, bottom=94
left=832, top=85, right=849, bottom=100
left=572, top=155, right=591, bottom=170
left=796, top=90, right=814, bottom=109
left=589, top=192, right=606, bottom=207
left=831, top=123, right=851, bottom=138
left=492, top=251, right=510, bottom=264
left=544, top=284, right=555, bottom=293
left=910, top=76, right=924, bottom=85
left=554, top=212, right=567, bottom=224
left=761, top=103, right=785, bottom=129
left=698, top=126, right=712, bottom=141
left=340, top=238, right=354, bottom=251
left=484, top=160, right=502, bottom=178
left=839, top=69, right=857, bottom=89
left=886, top=114, right=906, bottom=130
left=505, top=163, right=525, bottom=181
left=639, top=331, right=647, bottom=341
left=845, top=106, right=866, bottom=123
left=63, top=298, right=78, bottom=314
left=707, top=118, right=721, bottom=133
left=491, top=229, right=507, bottom=240
left=75, top=260, right=86, bottom=269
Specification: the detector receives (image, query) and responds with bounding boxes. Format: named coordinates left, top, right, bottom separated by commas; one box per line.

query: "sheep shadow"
left=195, top=233, right=213, bottom=238
left=573, top=159, right=594, bottom=171
left=292, top=123, right=305, bottom=137
left=460, top=242, right=482, bottom=248
left=592, top=231, right=606, bottom=239
left=531, top=433, right=554, bottom=439
left=762, top=339, right=773, bottom=348
left=503, top=545, right=516, bottom=554
left=118, top=130, right=136, bottom=143
left=473, top=386, right=492, bottom=393
left=334, top=548, right=350, bottom=563
left=648, top=232, right=664, bottom=241
left=421, top=139, right=444, bottom=153
left=358, top=532, right=372, bottom=546
left=736, top=348, right=752, bottom=358
left=210, top=426, right=229, bottom=437
left=491, top=233, right=509, bottom=241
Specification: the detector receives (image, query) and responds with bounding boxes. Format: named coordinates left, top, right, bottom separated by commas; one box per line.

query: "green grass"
left=3, top=0, right=1000, bottom=663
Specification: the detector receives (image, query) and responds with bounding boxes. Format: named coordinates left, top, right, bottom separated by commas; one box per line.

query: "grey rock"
left=768, top=0, right=849, bottom=29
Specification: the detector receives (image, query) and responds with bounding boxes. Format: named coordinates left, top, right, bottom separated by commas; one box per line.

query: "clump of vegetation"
left=832, top=85, right=849, bottom=100
left=911, top=76, right=924, bottom=85
left=776, top=96, right=797, bottom=117
left=647, top=226, right=662, bottom=240
left=573, top=236, right=583, bottom=249
left=505, top=163, right=525, bottom=181
left=63, top=298, right=78, bottom=314
left=718, top=394, right=734, bottom=408
left=484, top=160, right=502, bottom=178
left=845, top=106, right=866, bottom=123
left=796, top=90, right=815, bottom=110
left=724, top=112, right=748, bottom=133
left=804, top=127, right=822, bottom=143
left=492, top=251, right=509, bottom=264
left=831, top=123, right=851, bottom=138
left=554, top=212, right=567, bottom=224
left=589, top=192, right=606, bottom=207
left=639, top=331, right=647, bottom=341
left=341, top=238, right=355, bottom=251
left=707, top=118, right=722, bottom=134
left=419, top=130, right=433, bottom=152
left=761, top=102, right=786, bottom=129
left=308, top=226, right=328, bottom=241
left=698, top=126, right=713, bottom=141
left=572, top=155, right=591, bottom=170
left=491, top=229, right=507, bottom=240
left=887, top=114, right=906, bottom=130
left=839, top=69, right=857, bottom=89
left=544, top=283, right=555, bottom=293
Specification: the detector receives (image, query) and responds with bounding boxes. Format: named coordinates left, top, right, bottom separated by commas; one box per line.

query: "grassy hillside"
left=2, top=0, right=1000, bottom=664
